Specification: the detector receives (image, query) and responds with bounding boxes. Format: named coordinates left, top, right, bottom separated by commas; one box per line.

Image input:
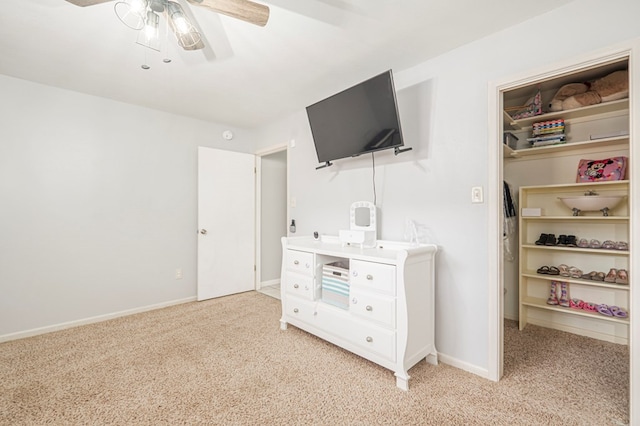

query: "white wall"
left=255, top=0, right=640, bottom=373
left=0, top=76, right=257, bottom=338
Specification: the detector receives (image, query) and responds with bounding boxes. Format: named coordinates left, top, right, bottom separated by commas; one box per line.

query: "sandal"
left=577, top=238, right=589, bottom=248
left=548, top=266, right=560, bottom=276
left=615, top=241, right=629, bottom=251
left=597, top=304, right=613, bottom=316
left=537, top=265, right=551, bottom=275
left=568, top=266, right=582, bottom=279
left=616, top=269, right=629, bottom=285
left=581, top=270, right=598, bottom=280
left=570, top=298, right=584, bottom=309
left=583, top=302, right=597, bottom=312
left=589, top=239, right=602, bottom=249
left=593, top=271, right=605, bottom=281
left=604, top=268, right=618, bottom=283
left=611, top=306, right=629, bottom=318
left=602, top=240, right=616, bottom=250
left=557, top=264, right=570, bottom=277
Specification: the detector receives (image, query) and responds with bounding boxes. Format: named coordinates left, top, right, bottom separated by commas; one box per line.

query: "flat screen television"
left=306, top=70, right=406, bottom=167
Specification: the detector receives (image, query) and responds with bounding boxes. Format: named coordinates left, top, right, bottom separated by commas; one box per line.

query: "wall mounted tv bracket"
left=394, top=146, right=412, bottom=155
left=315, top=146, right=412, bottom=170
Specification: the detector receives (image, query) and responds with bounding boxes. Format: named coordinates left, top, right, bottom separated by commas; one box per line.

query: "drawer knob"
left=366, top=274, right=373, bottom=280
left=366, top=305, right=373, bottom=311
left=366, top=336, right=373, bottom=343
left=352, top=271, right=358, bottom=277
left=305, top=263, right=310, bottom=269
left=293, top=284, right=299, bottom=289
left=293, top=260, right=299, bottom=265
left=293, top=308, right=299, bottom=313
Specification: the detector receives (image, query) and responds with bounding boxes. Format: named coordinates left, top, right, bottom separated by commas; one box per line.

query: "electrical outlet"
left=471, top=186, right=484, bottom=203
left=175, top=269, right=183, bottom=280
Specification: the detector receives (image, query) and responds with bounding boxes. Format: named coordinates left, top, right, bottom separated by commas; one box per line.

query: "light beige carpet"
left=0, top=292, right=629, bottom=425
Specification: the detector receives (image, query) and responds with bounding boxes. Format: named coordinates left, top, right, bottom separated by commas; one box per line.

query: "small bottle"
left=290, top=219, right=296, bottom=233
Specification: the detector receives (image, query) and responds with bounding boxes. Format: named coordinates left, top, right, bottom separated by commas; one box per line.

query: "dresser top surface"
left=284, top=236, right=437, bottom=263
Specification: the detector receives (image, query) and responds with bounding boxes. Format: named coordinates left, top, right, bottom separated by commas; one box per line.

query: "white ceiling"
left=1, top=0, right=573, bottom=128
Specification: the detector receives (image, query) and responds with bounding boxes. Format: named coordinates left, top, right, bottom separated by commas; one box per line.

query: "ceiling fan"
left=65, top=0, right=269, bottom=51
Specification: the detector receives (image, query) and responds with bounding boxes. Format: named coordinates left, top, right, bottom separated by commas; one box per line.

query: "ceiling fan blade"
left=65, top=0, right=113, bottom=6
left=186, top=0, right=269, bottom=27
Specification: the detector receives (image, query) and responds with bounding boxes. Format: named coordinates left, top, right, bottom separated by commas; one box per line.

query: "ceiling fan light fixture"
left=114, top=0, right=148, bottom=30
left=135, top=10, right=161, bottom=51
left=167, top=1, right=193, bottom=35
left=144, top=10, right=160, bottom=38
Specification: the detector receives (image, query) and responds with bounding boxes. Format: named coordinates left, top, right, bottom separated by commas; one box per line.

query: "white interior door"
left=197, top=147, right=255, bottom=301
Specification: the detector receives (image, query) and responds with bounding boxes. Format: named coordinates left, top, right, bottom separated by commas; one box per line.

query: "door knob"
left=200, top=229, right=208, bottom=235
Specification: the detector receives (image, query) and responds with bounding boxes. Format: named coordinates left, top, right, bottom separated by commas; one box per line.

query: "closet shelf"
left=521, top=216, right=629, bottom=222
left=505, top=98, right=628, bottom=129
left=521, top=297, right=630, bottom=324
left=522, top=272, right=631, bottom=291
left=505, top=135, right=628, bottom=159
left=521, top=244, right=630, bottom=256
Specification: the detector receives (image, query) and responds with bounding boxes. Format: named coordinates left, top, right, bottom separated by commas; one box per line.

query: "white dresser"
left=279, top=236, right=438, bottom=390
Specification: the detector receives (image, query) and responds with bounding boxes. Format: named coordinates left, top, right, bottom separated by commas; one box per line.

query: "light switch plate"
left=472, top=186, right=484, bottom=203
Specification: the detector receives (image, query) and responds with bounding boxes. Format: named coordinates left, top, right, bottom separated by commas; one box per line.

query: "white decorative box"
left=521, top=208, right=542, bottom=217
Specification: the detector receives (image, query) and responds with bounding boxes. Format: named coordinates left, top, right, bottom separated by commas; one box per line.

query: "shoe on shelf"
left=568, top=266, right=582, bottom=279
left=566, top=235, right=578, bottom=247
left=615, top=241, right=629, bottom=251
left=557, top=235, right=568, bottom=246
left=570, top=298, right=584, bottom=309
left=545, top=234, right=557, bottom=246
left=589, top=239, right=602, bottom=249
left=602, top=240, right=616, bottom=250
left=558, top=282, right=570, bottom=307
left=616, top=269, right=629, bottom=285
left=535, top=233, right=549, bottom=245
left=558, top=264, right=570, bottom=277
left=604, top=268, right=618, bottom=283
left=547, top=281, right=559, bottom=305
left=577, top=238, right=589, bottom=248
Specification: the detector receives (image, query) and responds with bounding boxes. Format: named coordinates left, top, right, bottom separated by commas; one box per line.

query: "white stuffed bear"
left=549, top=70, right=628, bottom=111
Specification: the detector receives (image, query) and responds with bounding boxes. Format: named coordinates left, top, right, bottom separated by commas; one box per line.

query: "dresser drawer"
left=350, top=288, right=395, bottom=328
left=349, top=319, right=395, bottom=361
left=350, top=260, right=396, bottom=295
left=285, top=272, right=317, bottom=300
left=284, top=295, right=317, bottom=324
left=286, top=250, right=314, bottom=275
left=316, top=303, right=396, bottom=362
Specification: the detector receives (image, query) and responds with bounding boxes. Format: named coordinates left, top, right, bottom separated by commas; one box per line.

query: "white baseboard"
left=437, top=352, right=490, bottom=380
left=0, top=297, right=197, bottom=343
left=260, top=279, right=280, bottom=288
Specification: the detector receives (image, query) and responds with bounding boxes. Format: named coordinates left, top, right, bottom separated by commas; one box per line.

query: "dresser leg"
left=395, top=372, right=410, bottom=391
left=280, top=319, right=288, bottom=330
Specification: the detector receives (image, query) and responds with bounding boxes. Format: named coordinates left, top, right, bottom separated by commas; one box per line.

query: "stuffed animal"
left=549, top=70, right=628, bottom=111
left=548, top=83, right=588, bottom=111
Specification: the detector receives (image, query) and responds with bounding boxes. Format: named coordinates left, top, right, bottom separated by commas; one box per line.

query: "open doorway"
left=256, top=146, right=288, bottom=299
left=489, top=46, right=636, bottom=422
